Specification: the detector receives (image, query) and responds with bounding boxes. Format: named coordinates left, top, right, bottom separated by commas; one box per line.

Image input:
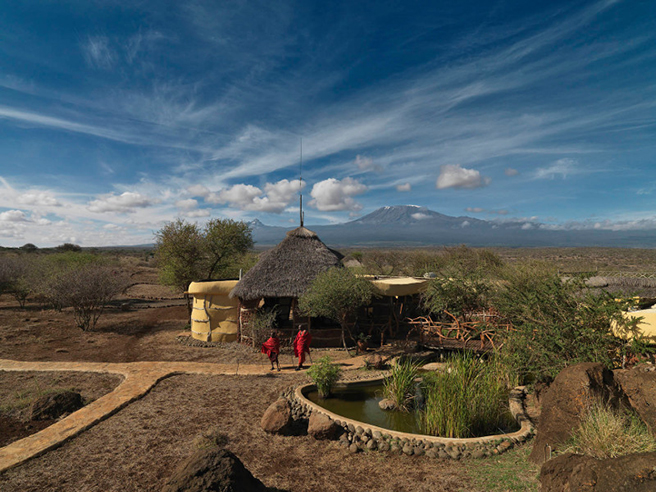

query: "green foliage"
left=307, top=356, right=342, bottom=398
left=564, top=400, right=656, bottom=459
left=382, top=359, right=420, bottom=411
left=55, top=243, right=82, bottom=252
left=493, top=262, right=634, bottom=383
left=422, top=275, right=491, bottom=321
left=246, top=308, right=278, bottom=347
left=421, top=354, right=517, bottom=438
left=154, top=218, right=253, bottom=294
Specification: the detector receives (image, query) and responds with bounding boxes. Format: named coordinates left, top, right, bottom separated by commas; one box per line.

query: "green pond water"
left=305, top=382, right=424, bottom=434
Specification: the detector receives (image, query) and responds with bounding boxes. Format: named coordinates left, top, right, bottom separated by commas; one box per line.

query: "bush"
left=246, top=308, right=278, bottom=347
left=564, top=400, right=656, bottom=459
left=421, top=354, right=517, bottom=438
left=307, top=356, right=342, bottom=398
left=422, top=275, right=491, bottom=321
left=0, top=256, right=33, bottom=308
left=383, top=359, right=420, bottom=411
left=493, top=262, right=634, bottom=383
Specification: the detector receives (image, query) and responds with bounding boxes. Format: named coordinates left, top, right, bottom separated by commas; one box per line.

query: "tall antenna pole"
left=299, top=138, right=304, bottom=227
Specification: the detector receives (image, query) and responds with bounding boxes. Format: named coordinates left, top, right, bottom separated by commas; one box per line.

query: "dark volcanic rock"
left=529, top=363, right=627, bottom=464
left=30, top=391, right=83, bottom=421
left=162, top=447, right=269, bottom=492
left=540, top=452, right=656, bottom=492
left=614, top=366, right=656, bottom=435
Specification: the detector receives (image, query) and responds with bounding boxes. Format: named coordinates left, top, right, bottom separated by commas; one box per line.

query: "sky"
left=1, top=0, right=656, bottom=247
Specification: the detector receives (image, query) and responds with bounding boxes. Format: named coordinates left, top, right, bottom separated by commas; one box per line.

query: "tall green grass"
left=421, top=354, right=517, bottom=438
left=383, top=359, right=420, bottom=411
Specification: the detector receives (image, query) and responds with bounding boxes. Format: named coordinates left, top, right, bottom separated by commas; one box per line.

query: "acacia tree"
left=298, top=267, right=375, bottom=350
left=154, top=218, right=253, bottom=313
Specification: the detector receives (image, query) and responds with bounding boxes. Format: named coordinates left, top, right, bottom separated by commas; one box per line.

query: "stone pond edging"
left=288, top=376, right=535, bottom=459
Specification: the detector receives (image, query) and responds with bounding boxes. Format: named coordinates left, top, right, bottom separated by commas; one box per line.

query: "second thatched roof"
left=230, top=226, right=343, bottom=301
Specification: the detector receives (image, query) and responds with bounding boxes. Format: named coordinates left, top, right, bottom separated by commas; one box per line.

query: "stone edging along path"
left=0, top=356, right=364, bottom=473
left=292, top=377, right=535, bottom=459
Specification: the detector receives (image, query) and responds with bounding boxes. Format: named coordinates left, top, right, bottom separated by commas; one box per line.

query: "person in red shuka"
left=261, top=331, right=281, bottom=371
left=293, top=326, right=312, bottom=371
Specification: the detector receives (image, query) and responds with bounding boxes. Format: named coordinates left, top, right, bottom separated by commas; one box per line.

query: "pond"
left=305, top=382, right=423, bottom=434
left=305, top=379, right=520, bottom=438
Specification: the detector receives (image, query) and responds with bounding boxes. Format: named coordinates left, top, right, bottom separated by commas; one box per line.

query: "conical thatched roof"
left=230, top=226, right=343, bottom=301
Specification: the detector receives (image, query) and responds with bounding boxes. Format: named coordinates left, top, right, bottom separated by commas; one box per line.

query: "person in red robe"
left=293, top=327, right=312, bottom=371
left=261, top=331, right=280, bottom=371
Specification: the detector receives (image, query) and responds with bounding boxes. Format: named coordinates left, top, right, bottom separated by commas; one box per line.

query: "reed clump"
left=383, top=359, right=420, bottom=411
left=420, top=354, right=517, bottom=438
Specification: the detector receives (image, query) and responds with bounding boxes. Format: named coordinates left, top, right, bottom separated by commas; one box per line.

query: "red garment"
left=293, top=330, right=312, bottom=364
left=261, top=337, right=280, bottom=361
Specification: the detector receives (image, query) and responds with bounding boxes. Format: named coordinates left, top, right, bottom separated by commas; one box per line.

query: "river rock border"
left=284, top=377, right=535, bottom=459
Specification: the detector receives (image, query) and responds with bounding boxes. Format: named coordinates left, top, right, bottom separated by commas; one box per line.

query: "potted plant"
left=356, top=333, right=371, bottom=353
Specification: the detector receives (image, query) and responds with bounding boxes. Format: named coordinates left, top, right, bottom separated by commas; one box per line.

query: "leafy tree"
left=298, top=267, right=375, bottom=350
left=55, top=243, right=82, bottom=252
left=0, top=256, right=32, bottom=308
left=19, top=243, right=38, bottom=253
left=154, top=218, right=253, bottom=313
left=203, top=218, right=253, bottom=279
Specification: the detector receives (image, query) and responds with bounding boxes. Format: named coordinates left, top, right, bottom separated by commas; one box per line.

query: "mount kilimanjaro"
left=249, top=205, right=656, bottom=248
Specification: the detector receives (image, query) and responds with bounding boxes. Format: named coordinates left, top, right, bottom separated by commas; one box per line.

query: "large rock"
left=529, top=362, right=627, bottom=464
left=307, top=412, right=340, bottom=440
left=614, top=366, right=656, bottom=434
left=540, top=452, right=656, bottom=492
left=30, top=391, right=83, bottom=421
left=260, top=398, right=291, bottom=434
left=162, top=447, right=269, bottom=492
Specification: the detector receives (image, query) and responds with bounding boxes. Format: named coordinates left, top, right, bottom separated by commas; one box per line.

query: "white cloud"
left=187, top=184, right=211, bottom=197
left=87, top=192, right=155, bottom=213
left=411, top=213, right=430, bottom=220
left=0, top=210, right=28, bottom=222
left=504, top=168, right=519, bottom=176
left=309, top=177, right=367, bottom=211
left=396, top=183, right=411, bottom=192
left=521, top=222, right=534, bottom=230
left=185, top=209, right=211, bottom=218
left=461, top=220, right=471, bottom=227
left=17, top=192, right=61, bottom=207
left=175, top=198, right=198, bottom=211
left=208, top=179, right=303, bottom=213
left=465, top=207, right=485, bottom=213
left=534, top=158, right=579, bottom=179
left=436, top=164, right=490, bottom=189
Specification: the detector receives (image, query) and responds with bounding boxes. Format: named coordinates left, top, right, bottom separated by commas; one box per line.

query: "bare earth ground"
left=0, top=371, right=124, bottom=447
left=0, top=263, right=539, bottom=491
left=0, top=373, right=480, bottom=492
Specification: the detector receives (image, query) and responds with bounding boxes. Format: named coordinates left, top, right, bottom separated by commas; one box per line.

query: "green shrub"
left=383, top=359, right=420, bottom=411
left=422, top=275, right=491, bottom=321
left=307, top=356, right=342, bottom=398
left=493, top=261, right=636, bottom=383
left=246, top=308, right=278, bottom=347
left=421, top=354, right=517, bottom=438
left=564, top=401, right=656, bottom=459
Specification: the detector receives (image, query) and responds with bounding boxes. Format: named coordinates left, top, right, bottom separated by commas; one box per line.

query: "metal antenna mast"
left=299, top=138, right=304, bottom=227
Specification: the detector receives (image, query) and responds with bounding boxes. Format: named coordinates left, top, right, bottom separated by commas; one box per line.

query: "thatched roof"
left=230, top=226, right=343, bottom=301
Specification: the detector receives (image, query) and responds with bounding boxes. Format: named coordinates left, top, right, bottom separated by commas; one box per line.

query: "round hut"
left=230, top=226, right=343, bottom=344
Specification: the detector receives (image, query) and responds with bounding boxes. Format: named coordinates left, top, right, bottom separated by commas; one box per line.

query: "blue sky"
left=1, top=0, right=655, bottom=246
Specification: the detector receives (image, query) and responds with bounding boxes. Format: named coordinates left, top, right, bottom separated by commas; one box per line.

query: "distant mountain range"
left=250, top=205, right=656, bottom=248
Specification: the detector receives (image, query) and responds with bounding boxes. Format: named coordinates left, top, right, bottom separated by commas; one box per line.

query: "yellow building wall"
left=188, top=280, right=240, bottom=343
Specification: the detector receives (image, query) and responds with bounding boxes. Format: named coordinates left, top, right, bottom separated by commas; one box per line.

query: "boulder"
left=540, top=452, right=656, bottom=492
left=529, top=362, right=627, bottom=464
left=162, top=447, right=268, bottom=492
left=30, top=391, right=83, bottom=421
left=378, top=399, right=397, bottom=411
left=307, top=413, right=340, bottom=440
left=614, top=366, right=656, bottom=434
left=260, top=398, right=291, bottom=434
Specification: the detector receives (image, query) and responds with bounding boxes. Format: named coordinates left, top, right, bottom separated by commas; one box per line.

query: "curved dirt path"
left=0, top=357, right=365, bottom=472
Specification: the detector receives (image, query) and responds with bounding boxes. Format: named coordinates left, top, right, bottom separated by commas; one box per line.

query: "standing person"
left=293, top=325, right=312, bottom=371
left=261, top=331, right=281, bottom=371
